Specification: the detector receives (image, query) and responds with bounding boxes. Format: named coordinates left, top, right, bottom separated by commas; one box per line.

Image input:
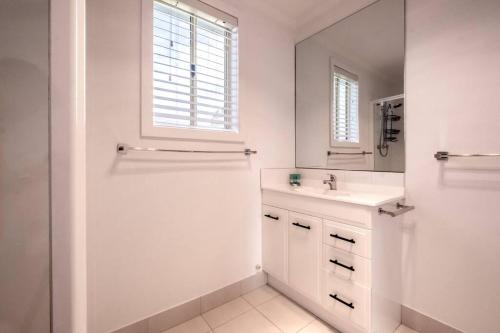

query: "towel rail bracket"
left=378, top=203, right=415, bottom=217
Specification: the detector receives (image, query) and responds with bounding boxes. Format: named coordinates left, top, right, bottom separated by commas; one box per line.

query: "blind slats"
left=153, top=56, right=226, bottom=78
left=154, top=95, right=236, bottom=110
left=154, top=70, right=226, bottom=89
left=153, top=35, right=227, bottom=65
left=153, top=44, right=226, bottom=69
left=153, top=25, right=228, bottom=53
left=153, top=15, right=233, bottom=44
left=154, top=113, right=235, bottom=127
left=154, top=104, right=237, bottom=119
left=154, top=87, right=234, bottom=102
left=154, top=81, right=236, bottom=98
left=332, top=69, right=359, bottom=143
left=154, top=5, right=234, bottom=40
left=154, top=64, right=227, bottom=84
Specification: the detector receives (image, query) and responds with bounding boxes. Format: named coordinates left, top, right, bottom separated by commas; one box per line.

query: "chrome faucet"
left=323, top=174, right=337, bottom=190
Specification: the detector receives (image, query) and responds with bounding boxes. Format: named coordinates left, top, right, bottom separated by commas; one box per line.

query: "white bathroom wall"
left=85, top=0, right=295, bottom=332
left=404, top=0, right=500, bottom=332
left=0, top=1, right=51, bottom=332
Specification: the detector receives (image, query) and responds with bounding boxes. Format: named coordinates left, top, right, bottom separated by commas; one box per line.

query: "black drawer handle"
left=329, top=293, right=355, bottom=309
left=330, top=233, right=355, bottom=244
left=292, top=222, right=311, bottom=230
left=329, top=259, right=355, bottom=272
left=264, top=214, right=279, bottom=220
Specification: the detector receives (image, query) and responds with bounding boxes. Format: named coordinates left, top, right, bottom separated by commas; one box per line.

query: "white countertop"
left=261, top=184, right=404, bottom=207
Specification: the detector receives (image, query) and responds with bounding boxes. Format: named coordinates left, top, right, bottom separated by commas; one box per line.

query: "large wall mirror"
left=296, top=0, right=405, bottom=172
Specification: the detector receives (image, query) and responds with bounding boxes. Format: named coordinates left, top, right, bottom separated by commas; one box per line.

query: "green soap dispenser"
left=289, top=173, right=301, bottom=187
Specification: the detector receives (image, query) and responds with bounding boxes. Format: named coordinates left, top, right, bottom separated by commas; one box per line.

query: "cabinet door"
left=262, top=205, right=288, bottom=282
left=288, top=212, right=322, bottom=302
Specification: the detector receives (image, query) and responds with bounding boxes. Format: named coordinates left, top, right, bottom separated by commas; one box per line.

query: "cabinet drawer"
left=322, top=269, right=370, bottom=330
left=262, top=205, right=288, bottom=282
left=323, top=245, right=371, bottom=288
left=323, top=220, right=371, bottom=259
left=288, top=212, right=322, bottom=302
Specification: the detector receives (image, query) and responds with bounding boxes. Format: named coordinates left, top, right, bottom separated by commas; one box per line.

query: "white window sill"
left=141, top=124, right=245, bottom=142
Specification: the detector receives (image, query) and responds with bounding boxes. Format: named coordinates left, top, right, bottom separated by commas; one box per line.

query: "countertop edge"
left=261, top=185, right=404, bottom=207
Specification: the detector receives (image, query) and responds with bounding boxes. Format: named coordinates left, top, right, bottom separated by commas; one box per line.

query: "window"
left=331, top=65, right=359, bottom=146
left=142, top=0, right=239, bottom=140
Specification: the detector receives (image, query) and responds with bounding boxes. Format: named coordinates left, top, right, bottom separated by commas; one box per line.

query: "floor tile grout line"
left=251, top=289, right=289, bottom=333
left=206, top=286, right=284, bottom=333
left=274, top=292, right=316, bottom=325
left=198, top=314, right=212, bottom=333
left=253, top=305, right=286, bottom=333
left=255, top=293, right=317, bottom=333
left=245, top=285, right=281, bottom=308
left=254, top=286, right=317, bottom=332
left=201, top=297, right=255, bottom=331
left=208, top=307, right=255, bottom=331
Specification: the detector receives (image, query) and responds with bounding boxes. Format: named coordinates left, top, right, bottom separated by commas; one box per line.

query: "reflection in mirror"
left=296, top=0, right=405, bottom=172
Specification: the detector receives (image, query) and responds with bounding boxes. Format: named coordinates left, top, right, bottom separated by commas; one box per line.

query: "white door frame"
left=50, top=0, right=87, bottom=332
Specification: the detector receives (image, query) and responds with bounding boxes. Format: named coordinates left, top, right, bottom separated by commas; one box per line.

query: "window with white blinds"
left=331, top=66, right=359, bottom=145
left=150, top=0, right=238, bottom=134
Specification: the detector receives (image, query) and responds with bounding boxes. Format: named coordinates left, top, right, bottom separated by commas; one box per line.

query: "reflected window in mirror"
left=331, top=65, right=359, bottom=147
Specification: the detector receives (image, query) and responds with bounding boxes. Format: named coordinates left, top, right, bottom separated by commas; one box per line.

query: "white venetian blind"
left=332, top=66, right=359, bottom=144
left=152, top=0, right=238, bottom=132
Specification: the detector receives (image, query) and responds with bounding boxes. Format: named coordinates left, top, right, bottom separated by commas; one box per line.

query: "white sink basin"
left=261, top=184, right=404, bottom=206
left=292, top=186, right=351, bottom=197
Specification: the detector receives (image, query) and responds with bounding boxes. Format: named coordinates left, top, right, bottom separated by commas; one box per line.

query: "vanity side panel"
left=371, top=209, right=403, bottom=333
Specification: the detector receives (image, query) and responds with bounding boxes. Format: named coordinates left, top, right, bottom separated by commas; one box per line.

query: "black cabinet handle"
left=329, top=294, right=354, bottom=309
left=329, top=259, right=355, bottom=272
left=330, top=233, right=355, bottom=244
left=264, top=214, right=279, bottom=220
left=292, top=222, right=311, bottom=230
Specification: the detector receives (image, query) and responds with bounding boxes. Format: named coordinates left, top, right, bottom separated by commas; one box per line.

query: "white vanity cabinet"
left=261, top=188, right=403, bottom=333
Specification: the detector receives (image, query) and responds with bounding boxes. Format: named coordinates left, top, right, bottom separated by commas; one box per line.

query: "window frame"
left=141, top=0, right=242, bottom=142
left=330, top=59, right=361, bottom=148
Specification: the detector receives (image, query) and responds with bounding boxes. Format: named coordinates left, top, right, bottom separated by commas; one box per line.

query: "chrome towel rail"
left=327, top=151, right=373, bottom=156
left=116, top=143, right=257, bottom=156
left=434, top=151, right=500, bottom=161
left=378, top=203, right=415, bottom=217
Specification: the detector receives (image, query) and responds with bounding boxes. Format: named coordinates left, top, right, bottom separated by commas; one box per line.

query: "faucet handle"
left=326, top=173, right=336, bottom=181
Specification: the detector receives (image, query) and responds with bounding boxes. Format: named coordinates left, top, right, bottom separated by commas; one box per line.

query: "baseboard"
left=402, top=306, right=464, bottom=333
left=111, top=272, right=267, bottom=333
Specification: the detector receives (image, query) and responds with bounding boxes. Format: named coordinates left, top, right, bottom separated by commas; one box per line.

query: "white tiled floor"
left=162, top=285, right=418, bottom=333
left=162, top=285, right=338, bottom=333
